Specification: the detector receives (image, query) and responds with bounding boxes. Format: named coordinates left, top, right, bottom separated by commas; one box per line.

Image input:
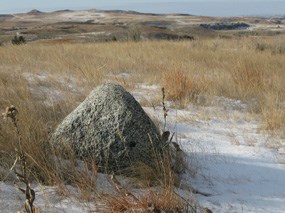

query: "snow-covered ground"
left=136, top=84, right=285, bottom=212
left=0, top=173, right=117, bottom=213
left=0, top=182, right=97, bottom=213
left=57, top=10, right=107, bottom=22
left=1, top=81, right=284, bottom=212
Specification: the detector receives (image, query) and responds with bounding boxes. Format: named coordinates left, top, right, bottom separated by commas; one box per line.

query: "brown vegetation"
left=0, top=32, right=284, bottom=211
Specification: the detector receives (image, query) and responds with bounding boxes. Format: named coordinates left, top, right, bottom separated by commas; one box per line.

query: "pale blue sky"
left=1, top=0, right=285, bottom=16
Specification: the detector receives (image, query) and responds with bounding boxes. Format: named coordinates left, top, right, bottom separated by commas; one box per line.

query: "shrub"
left=255, top=41, right=268, bottom=51
left=111, top=35, right=117, bottom=41
left=272, top=45, right=285, bottom=55
left=162, top=68, right=210, bottom=106
left=200, top=22, right=250, bottom=30
left=127, top=26, right=141, bottom=42
left=11, top=35, right=26, bottom=45
left=230, top=58, right=265, bottom=98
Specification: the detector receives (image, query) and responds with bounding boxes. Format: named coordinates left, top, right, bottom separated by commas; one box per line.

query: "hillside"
left=0, top=8, right=285, bottom=213
left=0, top=9, right=284, bottom=43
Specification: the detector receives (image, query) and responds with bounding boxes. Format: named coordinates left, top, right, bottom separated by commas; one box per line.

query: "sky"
left=1, top=0, right=285, bottom=17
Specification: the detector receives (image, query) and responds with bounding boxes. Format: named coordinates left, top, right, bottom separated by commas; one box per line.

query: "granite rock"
left=52, top=83, right=162, bottom=172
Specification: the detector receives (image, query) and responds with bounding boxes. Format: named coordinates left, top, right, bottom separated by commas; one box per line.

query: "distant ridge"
left=173, top=13, right=193, bottom=17
left=53, top=9, right=74, bottom=13
left=17, top=8, right=195, bottom=17
left=27, top=9, right=44, bottom=15
left=0, top=14, right=13, bottom=18
left=100, top=9, right=162, bottom=16
left=99, top=9, right=194, bottom=16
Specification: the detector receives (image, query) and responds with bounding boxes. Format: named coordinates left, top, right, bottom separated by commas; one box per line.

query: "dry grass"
left=0, top=35, right=284, bottom=211
left=100, top=167, right=192, bottom=212
left=102, top=185, right=189, bottom=212
left=0, top=37, right=284, bottom=167
left=261, top=92, right=285, bottom=135
left=0, top=102, right=188, bottom=212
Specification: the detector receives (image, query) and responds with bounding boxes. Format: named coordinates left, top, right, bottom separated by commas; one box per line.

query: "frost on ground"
left=140, top=85, right=285, bottom=213
left=0, top=182, right=97, bottom=213
left=0, top=174, right=114, bottom=213
left=1, top=81, right=285, bottom=212
left=22, top=71, right=86, bottom=106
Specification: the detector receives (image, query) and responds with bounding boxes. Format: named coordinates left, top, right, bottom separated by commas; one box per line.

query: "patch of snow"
left=142, top=92, right=285, bottom=213
left=136, top=84, right=160, bottom=91
left=110, top=72, right=131, bottom=79
left=131, top=83, right=161, bottom=103
left=0, top=182, right=97, bottom=213
left=85, top=31, right=106, bottom=36
left=22, top=71, right=49, bottom=83
left=57, top=10, right=106, bottom=22
left=22, top=71, right=85, bottom=106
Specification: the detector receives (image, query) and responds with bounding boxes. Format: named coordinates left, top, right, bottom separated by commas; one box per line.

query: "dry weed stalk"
left=103, top=174, right=142, bottom=212
left=160, top=88, right=185, bottom=175
left=104, top=174, right=191, bottom=212
left=100, top=88, right=192, bottom=212
left=75, top=160, right=98, bottom=200
left=2, top=105, right=38, bottom=213
left=161, top=87, right=169, bottom=132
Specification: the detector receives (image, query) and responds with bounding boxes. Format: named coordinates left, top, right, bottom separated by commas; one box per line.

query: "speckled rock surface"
left=52, top=83, right=162, bottom=172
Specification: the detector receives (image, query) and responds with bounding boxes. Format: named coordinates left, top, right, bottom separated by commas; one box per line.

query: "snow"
left=141, top=87, right=285, bottom=212
left=0, top=182, right=97, bottom=213
left=22, top=71, right=85, bottom=106
left=0, top=173, right=117, bottom=213
left=57, top=10, right=106, bottom=22
left=1, top=82, right=285, bottom=212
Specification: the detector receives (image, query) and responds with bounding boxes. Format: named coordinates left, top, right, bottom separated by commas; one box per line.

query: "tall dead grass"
left=0, top=39, right=283, bottom=144
left=1, top=103, right=191, bottom=211
left=0, top=36, right=283, bottom=212
left=0, top=38, right=284, bottom=154
left=162, top=66, right=212, bottom=107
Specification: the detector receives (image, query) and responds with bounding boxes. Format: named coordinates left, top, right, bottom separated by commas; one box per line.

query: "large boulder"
left=52, top=83, right=162, bottom=172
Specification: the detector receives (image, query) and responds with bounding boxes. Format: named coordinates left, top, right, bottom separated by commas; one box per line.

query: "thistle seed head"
left=2, top=105, right=18, bottom=120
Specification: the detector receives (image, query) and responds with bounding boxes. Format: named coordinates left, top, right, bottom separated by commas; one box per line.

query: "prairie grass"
left=102, top=185, right=189, bottom=212
left=0, top=37, right=284, bottom=140
left=0, top=35, right=284, bottom=211
left=0, top=37, right=284, bottom=156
